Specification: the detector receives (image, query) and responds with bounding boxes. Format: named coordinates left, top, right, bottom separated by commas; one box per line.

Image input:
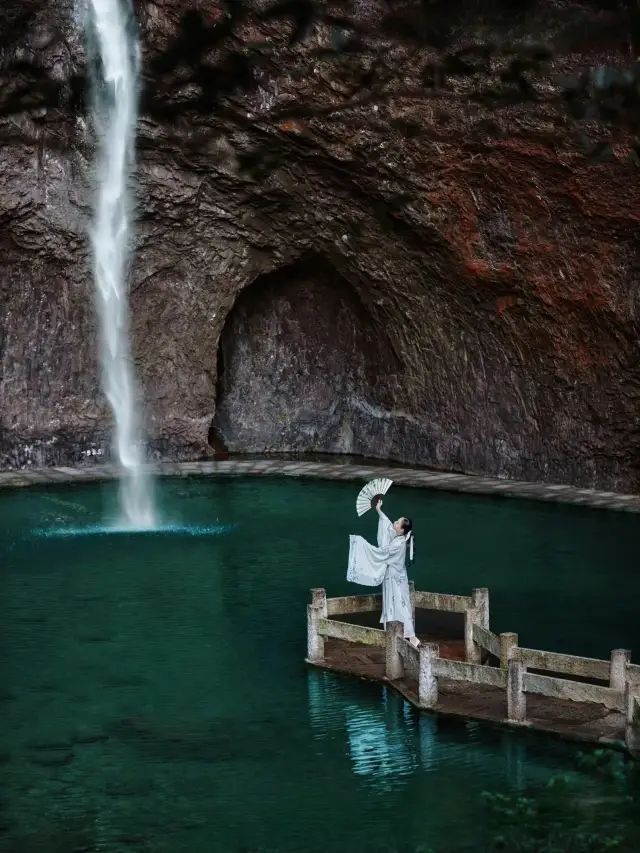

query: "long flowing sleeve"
left=376, top=511, right=394, bottom=548
left=347, top=534, right=404, bottom=587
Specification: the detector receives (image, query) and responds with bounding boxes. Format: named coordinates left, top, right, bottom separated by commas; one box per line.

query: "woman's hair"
left=402, top=517, right=414, bottom=565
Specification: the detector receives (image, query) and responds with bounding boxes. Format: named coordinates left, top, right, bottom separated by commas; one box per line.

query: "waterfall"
left=84, top=0, right=156, bottom=528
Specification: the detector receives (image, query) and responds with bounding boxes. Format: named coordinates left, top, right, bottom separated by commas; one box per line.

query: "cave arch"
left=210, top=256, right=400, bottom=457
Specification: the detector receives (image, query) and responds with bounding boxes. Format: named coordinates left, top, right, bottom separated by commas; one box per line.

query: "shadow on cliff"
left=210, top=254, right=406, bottom=459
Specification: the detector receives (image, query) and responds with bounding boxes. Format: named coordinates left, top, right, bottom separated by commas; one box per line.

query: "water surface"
left=1, top=475, right=638, bottom=852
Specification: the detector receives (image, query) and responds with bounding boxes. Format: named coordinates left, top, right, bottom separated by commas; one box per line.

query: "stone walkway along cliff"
left=0, top=458, right=639, bottom=513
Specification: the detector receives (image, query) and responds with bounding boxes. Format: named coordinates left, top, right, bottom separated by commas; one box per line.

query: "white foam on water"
left=31, top=523, right=235, bottom=540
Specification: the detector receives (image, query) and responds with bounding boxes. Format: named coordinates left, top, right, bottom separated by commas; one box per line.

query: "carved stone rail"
left=306, top=586, right=639, bottom=757
left=472, top=623, right=501, bottom=659
left=318, top=617, right=386, bottom=648
left=512, top=647, right=615, bottom=683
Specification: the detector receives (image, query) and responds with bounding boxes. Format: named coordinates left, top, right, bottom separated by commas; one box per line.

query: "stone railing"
left=306, top=586, right=639, bottom=756
left=627, top=664, right=640, bottom=754
left=308, top=585, right=490, bottom=664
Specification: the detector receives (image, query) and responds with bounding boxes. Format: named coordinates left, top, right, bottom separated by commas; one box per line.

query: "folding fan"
left=355, top=478, right=393, bottom=517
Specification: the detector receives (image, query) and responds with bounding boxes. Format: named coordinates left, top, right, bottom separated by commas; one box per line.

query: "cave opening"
left=209, top=255, right=400, bottom=459
left=207, top=337, right=228, bottom=455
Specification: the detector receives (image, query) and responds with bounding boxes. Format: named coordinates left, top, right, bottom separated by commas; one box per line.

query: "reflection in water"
left=308, top=670, right=537, bottom=796
left=417, top=713, right=438, bottom=772
left=505, top=729, right=526, bottom=793
left=2, top=475, right=634, bottom=853
left=308, top=672, right=430, bottom=788
left=345, top=693, right=419, bottom=784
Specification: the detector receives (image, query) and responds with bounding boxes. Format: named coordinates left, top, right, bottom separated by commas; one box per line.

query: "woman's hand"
left=375, top=498, right=383, bottom=513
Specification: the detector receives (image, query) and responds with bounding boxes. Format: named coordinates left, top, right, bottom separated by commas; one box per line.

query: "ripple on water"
left=29, top=523, right=235, bottom=540
left=2, top=475, right=636, bottom=853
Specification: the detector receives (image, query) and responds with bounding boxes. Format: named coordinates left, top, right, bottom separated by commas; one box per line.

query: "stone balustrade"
left=306, top=586, right=639, bottom=757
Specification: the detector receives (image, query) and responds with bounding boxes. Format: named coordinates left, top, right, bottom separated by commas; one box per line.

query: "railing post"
left=507, top=657, right=526, bottom=724
left=474, top=587, right=490, bottom=629
left=311, top=588, right=328, bottom=617
left=500, top=632, right=518, bottom=671
left=409, top=580, right=416, bottom=626
left=626, top=680, right=640, bottom=756
left=307, top=603, right=324, bottom=663
left=464, top=610, right=475, bottom=663
left=464, top=588, right=490, bottom=663
left=385, top=621, right=404, bottom=681
left=418, top=642, right=439, bottom=708
left=464, top=597, right=478, bottom=664
left=610, top=649, right=631, bottom=692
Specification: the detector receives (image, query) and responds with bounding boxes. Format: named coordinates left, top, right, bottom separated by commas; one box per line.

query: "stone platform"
left=0, top=458, right=638, bottom=513
left=315, top=636, right=627, bottom=749
left=306, top=588, right=637, bottom=755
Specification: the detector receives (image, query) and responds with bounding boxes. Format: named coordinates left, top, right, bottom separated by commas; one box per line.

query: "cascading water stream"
left=84, top=0, right=156, bottom=528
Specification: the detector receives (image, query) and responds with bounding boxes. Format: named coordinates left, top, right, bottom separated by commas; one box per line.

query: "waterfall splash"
left=84, top=0, right=156, bottom=528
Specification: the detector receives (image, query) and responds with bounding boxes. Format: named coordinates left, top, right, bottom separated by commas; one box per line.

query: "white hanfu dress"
left=347, top=511, right=415, bottom=639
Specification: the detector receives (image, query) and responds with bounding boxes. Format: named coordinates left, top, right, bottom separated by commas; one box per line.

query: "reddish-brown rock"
left=1, top=0, right=639, bottom=489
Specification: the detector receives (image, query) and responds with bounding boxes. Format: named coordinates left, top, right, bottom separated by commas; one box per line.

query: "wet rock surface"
left=1, top=0, right=640, bottom=489
left=213, top=255, right=401, bottom=455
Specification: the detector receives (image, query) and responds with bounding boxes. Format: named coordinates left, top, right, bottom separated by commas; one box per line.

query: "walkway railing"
left=306, top=587, right=639, bottom=756
left=628, top=663, right=640, bottom=754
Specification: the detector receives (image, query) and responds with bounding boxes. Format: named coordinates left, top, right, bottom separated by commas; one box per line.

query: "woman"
left=347, top=498, right=419, bottom=647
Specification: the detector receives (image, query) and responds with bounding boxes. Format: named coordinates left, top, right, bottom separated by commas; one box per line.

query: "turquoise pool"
left=0, top=474, right=638, bottom=852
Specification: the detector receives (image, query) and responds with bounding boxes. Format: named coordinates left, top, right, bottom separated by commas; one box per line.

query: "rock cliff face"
left=1, top=0, right=640, bottom=490
left=213, top=255, right=400, bottom=456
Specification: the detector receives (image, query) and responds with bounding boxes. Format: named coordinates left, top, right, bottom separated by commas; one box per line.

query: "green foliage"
left=481, top=750, right=640, bottom=853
